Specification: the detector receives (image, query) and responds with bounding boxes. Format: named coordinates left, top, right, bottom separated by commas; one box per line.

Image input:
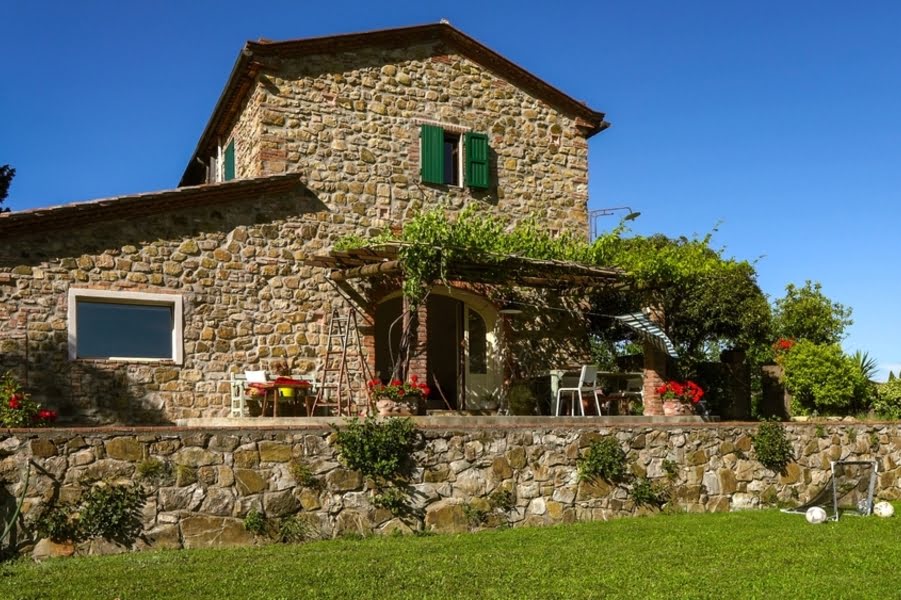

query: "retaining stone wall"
left=1, top=422, right=899, bottom=558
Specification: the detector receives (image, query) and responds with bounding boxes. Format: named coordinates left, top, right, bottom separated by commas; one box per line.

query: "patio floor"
left=176, top=414, right=712, bottom=428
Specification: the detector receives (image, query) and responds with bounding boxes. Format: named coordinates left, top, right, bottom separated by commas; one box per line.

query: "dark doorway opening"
left=375, top=297, right=404, bottom=381
left=426, top=295, right=462, bottom=409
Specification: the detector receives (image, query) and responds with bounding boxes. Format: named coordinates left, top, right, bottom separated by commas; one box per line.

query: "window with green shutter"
left=420, top=124, right=445, bottom=184
left=465, top=132, right=490, bottom=189
left=421, top=125, right=491, bottom=188
left=223, top=140, right=235, bottom=182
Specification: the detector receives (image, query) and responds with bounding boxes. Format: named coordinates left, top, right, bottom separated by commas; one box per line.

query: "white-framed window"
left=67, top=288, right=184, bottom=364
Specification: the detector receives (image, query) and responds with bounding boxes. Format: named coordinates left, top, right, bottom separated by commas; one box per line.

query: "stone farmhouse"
left=0, top=22, right=633, bottom=424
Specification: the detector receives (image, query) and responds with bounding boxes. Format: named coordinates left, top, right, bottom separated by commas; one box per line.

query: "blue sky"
left=3, top=1, right=900, bottom=379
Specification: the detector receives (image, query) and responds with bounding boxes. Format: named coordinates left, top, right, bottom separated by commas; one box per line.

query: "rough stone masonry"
left=1, top=422, right=898, bottom=558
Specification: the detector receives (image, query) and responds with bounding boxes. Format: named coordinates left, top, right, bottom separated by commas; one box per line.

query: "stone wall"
left=1, top=422, right=898, bottom=557
left=0, top=188, right=355, bottom=422
left=228, top=42, right=592, bottom=233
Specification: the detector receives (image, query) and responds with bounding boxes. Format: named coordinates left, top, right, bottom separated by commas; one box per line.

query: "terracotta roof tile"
left=0, top=173, right=302, bottom=237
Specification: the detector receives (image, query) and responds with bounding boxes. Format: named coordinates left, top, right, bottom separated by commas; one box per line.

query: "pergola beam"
left=329, top=260, right=402, bottom=281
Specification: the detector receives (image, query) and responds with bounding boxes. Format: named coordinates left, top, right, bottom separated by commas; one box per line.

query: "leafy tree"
left=593, top=233, right=771, bottom=364
left=772, top=281, right=852, bottom=345
left=0, top=164, right=14, bottom=213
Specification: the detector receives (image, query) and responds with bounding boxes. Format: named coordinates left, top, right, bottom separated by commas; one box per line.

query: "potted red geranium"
left=369, top=375, right=430, bottom=416
left=656, top=379, right=704, bottom=416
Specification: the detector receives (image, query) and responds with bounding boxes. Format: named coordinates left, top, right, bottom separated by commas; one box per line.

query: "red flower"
left=38, top=409, right=57, bottom=422
left=367, top=379, right=381, bottom=389
left=410, top=375, right=418, bottom=384
left=8, top=395, right=20, bottom=410
left=658, top=379, right=704, bottom=404
left=390, top=379, right=402, bottom=387
left=773, top=338, right=795, bottom=352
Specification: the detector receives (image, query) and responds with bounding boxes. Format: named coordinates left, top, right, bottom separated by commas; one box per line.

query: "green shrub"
left=30, top=505, right=78, bottom=543
left=506, top=383, right=537, bottom=416
left=872, top=380, right=901, bottom=419
left=372, top=488, right=410, bottom=517
left=275, top=515, right=311, bottom=544
left=869, top=432, right=880, bottom=451
left=176, top=464, right=197, bottom=486
left=578, top=437, right=627, bottom=483
left=332, top=417, right=418, bottom=483
left=462, top=503, right=490, bottom=527
left=752, top=421, right=793, bottom=474
left=781, top=341, right=869, bottom=415
left=244, top=510, right=312, bottom=544
left=136, top=458, right=169, bottom=483
left=661, top=459, right=678, bottom=480
left=78, top=483, right=145, bottom=543
left=289, top=460, right=323, bottom=490
left=243, top=509, right=267, bottom=536
left=630, top=477, right=669, bottom=508
left=28, top=482, right=144, bottom=544
left=488, top=488, right=515, bottom=512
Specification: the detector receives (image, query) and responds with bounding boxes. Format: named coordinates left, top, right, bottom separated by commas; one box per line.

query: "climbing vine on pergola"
left=311, top=206, right=770, bottom=375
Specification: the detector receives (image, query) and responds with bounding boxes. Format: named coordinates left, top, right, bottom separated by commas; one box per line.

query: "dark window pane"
left=444, top=135, right=459, bottom=185
left=77, top=301, right=173, bottom=359
left=468, top=310, right=487, bottom=374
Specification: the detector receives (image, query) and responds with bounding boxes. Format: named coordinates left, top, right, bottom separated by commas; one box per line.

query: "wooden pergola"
left=303, top=244, right=625, bottom=289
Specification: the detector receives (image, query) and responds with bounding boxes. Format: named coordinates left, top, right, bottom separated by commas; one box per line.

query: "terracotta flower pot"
left=663, top=400, right=694, bottom=417
left=375, top=398, right=414, bottom=417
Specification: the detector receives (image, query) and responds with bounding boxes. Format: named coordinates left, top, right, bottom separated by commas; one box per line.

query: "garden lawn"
left=2, top=509, right=901, bottom=600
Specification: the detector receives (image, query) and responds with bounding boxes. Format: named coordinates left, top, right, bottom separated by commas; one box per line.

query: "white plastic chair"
left=555, top=365, right=604, bottom=416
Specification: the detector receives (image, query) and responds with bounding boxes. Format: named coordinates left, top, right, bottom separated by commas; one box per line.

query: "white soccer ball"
left=874, top=501, right=895, bottom=518
left=806, top=506, right=828, bottom=524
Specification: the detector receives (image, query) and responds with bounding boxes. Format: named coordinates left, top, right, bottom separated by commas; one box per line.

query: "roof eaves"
left=0, top=173, right=302, bottom=237
left=178, top=46, right=261, bottom=187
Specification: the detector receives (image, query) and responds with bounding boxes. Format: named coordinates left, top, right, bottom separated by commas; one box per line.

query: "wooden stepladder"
left=311, top=307, right=373, bottom=416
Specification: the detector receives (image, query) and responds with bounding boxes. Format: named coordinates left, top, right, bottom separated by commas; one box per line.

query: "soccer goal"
left=782, top=460, right=878, bottom=521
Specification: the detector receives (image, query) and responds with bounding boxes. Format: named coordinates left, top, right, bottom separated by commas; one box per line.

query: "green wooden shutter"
left=223, top=140, right=235, bottom=181
left=420, top=124, right=444, bottom=184
left=465, top=132, right=490, bottom=189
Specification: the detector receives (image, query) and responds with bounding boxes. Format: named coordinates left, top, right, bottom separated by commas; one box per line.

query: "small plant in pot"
left=270, top=360, right=294, bottom=399
left=369, top=376, right=430, bottom=416
left=657, top=380, right=704, bottom=416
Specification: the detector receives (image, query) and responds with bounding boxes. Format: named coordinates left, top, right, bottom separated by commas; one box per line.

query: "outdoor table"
left=246, top=378, right=312, bottom=417
left=544, top=369, right=643, bottom=415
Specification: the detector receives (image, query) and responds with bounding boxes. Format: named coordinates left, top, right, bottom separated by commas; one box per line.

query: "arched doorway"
left=374, top=288, right=501, bottom=410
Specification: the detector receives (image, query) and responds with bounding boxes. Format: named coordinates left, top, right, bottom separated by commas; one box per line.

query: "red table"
left=246, top=378, right=312, bottom=417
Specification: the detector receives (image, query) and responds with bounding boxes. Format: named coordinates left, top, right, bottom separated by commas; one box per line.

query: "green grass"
left=3, top=509, right=901, bottom=599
